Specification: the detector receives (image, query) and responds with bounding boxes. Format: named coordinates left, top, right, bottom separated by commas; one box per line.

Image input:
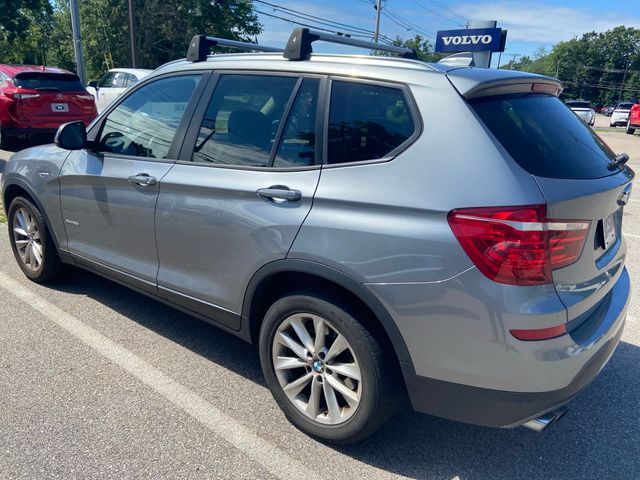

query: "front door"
left=155, top=74, right=324, bottom=328
left=59, top=74, right=205, bottom=290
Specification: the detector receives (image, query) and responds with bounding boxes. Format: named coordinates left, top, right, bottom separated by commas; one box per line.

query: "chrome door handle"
left=128, top=173, right=157, bottom=187
left=257, top=187, right=302, bottom=203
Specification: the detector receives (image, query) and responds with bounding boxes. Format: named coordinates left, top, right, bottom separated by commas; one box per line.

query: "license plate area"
left=51, top=103, right=69, bottom=112
left=602, top=213, right=617, bottom=250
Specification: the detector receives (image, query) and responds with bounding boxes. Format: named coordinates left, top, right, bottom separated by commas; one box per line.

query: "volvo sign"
left=435, top=27, right=506, bottom=53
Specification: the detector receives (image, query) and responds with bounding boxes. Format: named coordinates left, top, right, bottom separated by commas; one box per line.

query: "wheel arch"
left=3, top=178, right=62, bottom=251
left=241, top=259, right=416, bottom=383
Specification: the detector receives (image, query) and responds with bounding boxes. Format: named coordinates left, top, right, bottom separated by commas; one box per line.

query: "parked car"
left=610, top=102, right=634, bottom=127
left=0, top=64, right=97, bottom=149
left=602, top=106, right=614, bottom=116
left=565, top=100, right=595, bottom=126
left=86, top=68, right=152, bottom=113
left=626, top=101, right=640, bottom=134
left=1, top=30, right=632, bottom=444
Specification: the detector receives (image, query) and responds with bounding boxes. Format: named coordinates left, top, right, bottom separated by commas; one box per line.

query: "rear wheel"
left=626, top=120, right=635, bottom=134
left=8, top=196, right=65, bottom=283
left=259, top=293, right=400, bottom=444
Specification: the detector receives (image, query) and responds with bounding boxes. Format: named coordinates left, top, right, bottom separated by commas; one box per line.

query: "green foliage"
left=1, top=0, right=261, bottom=81
left=504, top=26, right=640, bottom=106
left=389, top=35, right=445, bottom=62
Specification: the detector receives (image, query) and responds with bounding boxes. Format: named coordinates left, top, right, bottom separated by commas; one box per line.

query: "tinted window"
left=111, top=71, right=127, bottom=88
left=99, top=75, right=201, bottom=159
left=126, top=73, right=139, bottom=87
left=567, top=101, right=589, bottom=108
left=617, top=103, right=633, bottom=110
left=274, top=78, right=320, bottom=167
left=13, top=72, right=84, bottom=92
left=97, top=73, right=113, bottom=88
left=192, top=75, right=298, bottom=167
left=328, top=81, right=415, bottom=164
left=471, top=94, right=617, bottom=179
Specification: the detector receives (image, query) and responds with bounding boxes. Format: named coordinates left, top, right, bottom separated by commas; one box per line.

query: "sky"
left=255, top=0, right=640, bottom=67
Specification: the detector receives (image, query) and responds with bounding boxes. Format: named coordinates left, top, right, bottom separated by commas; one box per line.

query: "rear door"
left=59, top=73, right=206, bottom=291
left=155, top=73, right=324, bottom=328
left=13, top=72, right=95, bottom=126
left=471, top=93, right=633, bottom=322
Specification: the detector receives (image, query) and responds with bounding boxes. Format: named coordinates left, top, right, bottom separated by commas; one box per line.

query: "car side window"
left=111, top=72, right=127, bottom=88
left=126, top=73, right=139, bottom=87
left=192, top=74, right=298, bottom=167
left=273, top=78, right=320, bottom=167
left=98, top=75, right=202, bottom=159
left=97, top=73, right=113, bottom=88
left=327, top=81, right=415, bottom=164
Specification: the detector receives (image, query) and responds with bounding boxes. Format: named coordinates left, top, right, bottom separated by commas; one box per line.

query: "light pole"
left=373, top=0, right=382, bottom=43
left=69, top=0, right=86, bottom=85
left=128, top=0, right=138, bottom=67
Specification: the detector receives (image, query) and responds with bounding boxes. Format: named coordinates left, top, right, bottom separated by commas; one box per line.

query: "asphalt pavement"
left=0, top=121, right=639, bottom=479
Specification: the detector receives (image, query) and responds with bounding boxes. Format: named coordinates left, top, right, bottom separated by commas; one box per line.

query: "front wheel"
left=259, top=293, right=401, bottom=444
left=8, top=196, right=65, bottom=283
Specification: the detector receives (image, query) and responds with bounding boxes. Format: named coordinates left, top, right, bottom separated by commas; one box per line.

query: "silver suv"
left=2, top=29, right=632, bottom=444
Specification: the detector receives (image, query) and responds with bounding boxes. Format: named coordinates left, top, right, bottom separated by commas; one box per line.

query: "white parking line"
left=0, top=271, right=317, bottom=480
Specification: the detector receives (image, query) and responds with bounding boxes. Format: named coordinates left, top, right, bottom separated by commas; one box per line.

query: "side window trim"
left=87, top=71, right=212, bottom=162
left=267, top=77, right=303, bottom=167
left=177, top=71, right=326, bottom=170
left=322, top=76, right=422, bottom=168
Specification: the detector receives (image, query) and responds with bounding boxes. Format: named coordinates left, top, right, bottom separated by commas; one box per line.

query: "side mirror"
left=88, top=80, right=98, bottom=89
left=55, top=121, right=87, bottom=150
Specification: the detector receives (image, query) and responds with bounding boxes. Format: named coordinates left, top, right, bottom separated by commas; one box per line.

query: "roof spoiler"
left=186, top=35, right=283, bottom=62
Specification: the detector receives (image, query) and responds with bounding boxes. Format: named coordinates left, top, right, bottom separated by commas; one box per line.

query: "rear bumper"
left=370, top=265, right=629, bottom=428
left=405, top=312, right=624, bottom=427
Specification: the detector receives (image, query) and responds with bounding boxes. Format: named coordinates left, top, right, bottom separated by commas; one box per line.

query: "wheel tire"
left=626, top=120, right=635, bottom=134
left=8, top=196, right=65, bottom=283
left=259, top=293, right=401, bottom=444
left=0, top=126, right=14, bottom=151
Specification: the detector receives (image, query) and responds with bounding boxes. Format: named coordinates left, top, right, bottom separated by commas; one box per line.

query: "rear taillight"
left=77, top=94, right=94, bottom=101
left=448, top=205, right=590, bottom=286
left=3, top=91, right=39, bottom=100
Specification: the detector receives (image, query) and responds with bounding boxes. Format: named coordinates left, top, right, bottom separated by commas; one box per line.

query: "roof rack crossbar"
left=284, top=28, right=417, bottom=61
left=187, top=35, right=283, bottom=62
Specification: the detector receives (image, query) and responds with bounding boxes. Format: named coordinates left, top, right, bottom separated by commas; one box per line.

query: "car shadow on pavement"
left=0, top=158, right=6, bottom=173
left=50, top=269, right=640, bottom=480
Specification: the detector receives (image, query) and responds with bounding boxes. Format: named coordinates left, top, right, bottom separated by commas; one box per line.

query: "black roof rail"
left=283, top=28, right=418, bottom=61
left=186, top=35, right=283, bottom=62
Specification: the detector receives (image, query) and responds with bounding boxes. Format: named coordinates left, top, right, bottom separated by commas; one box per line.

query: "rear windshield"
left=617, top=103, right=633, bottom=110
left=471, top=94, right=618, bottom=179
left=566, top=101, right=590, bottom=108
left=13, top=72, right=84, bottom=92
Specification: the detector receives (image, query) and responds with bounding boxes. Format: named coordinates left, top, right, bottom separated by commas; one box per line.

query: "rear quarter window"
left=327, top=81, right=416, bottom=164
left=471, top=94, right=618, bottom=179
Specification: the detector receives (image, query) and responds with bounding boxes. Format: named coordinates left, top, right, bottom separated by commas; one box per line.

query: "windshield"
left=617, top=103, right=633, bottom=110
left=471, top=93, right=618, bottom=180
left=13, top=72, right=84, bottom=92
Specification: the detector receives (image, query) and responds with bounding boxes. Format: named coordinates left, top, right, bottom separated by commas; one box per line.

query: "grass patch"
left=0, top=199, right=6, bottom=224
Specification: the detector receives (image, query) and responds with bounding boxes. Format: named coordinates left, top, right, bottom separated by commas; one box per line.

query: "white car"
left=86, top=68, right=152, bottom=113
left=565, top=100, right=595, bottom=126
left=610, top=102, right=634, bottom=127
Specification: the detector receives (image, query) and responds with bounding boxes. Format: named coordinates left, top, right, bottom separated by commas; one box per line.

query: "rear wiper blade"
left=609, top=153, right=630, bottom=170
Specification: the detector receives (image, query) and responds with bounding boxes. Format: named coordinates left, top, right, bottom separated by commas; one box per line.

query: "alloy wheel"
left=12, top=207, right=44, bottom=272
left=272, top=313, right=362, bottom=425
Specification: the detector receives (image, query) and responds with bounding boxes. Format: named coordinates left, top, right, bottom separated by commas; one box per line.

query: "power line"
left=408, top=0, right=466, bottom=25
left=383, top=8, right=435, bottom=37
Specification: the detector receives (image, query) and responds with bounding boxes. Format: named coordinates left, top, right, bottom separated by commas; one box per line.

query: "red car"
left=627, top=101, right=640, bottom=134
left=0, top=64, right=97, bottom=149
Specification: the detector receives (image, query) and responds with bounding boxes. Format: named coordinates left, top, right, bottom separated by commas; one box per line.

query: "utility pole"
left=374, top=0, right=382, bottom=43
left=555, top=59, right=561, bottom=78
left=496, top=51, right=502, bottom=69
left=128, top=0, right=138, bottom=67
left=69, top=0, right=86, bottom=85
left=619, top=62, right=632, bottom=102
left=509, top=53, right=520, bottom=70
